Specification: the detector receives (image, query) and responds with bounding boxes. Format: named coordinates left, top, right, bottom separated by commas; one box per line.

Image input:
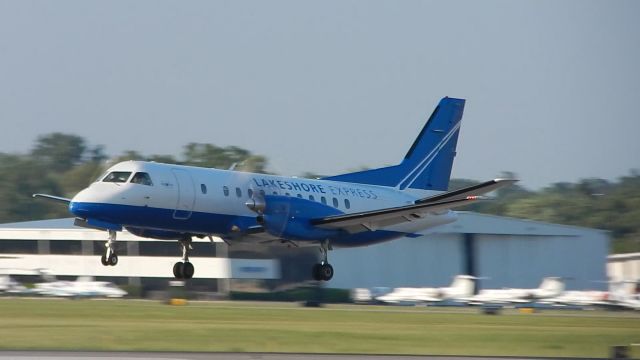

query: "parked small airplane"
left=541, top=280, right=640, bottom=310
left=376, top=275, right=478, bottom=305
left=34, top=97, right=515, bottom=281
left=34, top=276, right=127, bottom=298
left=0, top=275, right=30, bottom=295
left=462, top=277, right=565, bottom=304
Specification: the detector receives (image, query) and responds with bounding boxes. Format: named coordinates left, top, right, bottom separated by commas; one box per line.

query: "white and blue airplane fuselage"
left=35, top=97, right=516, bottom=281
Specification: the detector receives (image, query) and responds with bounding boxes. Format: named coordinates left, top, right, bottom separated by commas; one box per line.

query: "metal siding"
left=330, top=235, right=463, bottom=289
left=476, top=233, right=608, bottom=290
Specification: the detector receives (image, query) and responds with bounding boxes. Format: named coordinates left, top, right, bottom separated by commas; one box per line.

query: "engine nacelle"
left=261, top=195, right=345, bottom=241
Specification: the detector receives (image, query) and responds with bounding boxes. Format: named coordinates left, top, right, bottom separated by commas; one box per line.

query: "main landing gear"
left=312, top=241, right=334, bottom=281
left=173, top=238, right=194, bottom=280
left=100, top=230, right=118, bottom=266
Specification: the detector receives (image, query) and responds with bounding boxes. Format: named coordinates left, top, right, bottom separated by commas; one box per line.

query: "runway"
left=0, top=352, right=562, bottom=360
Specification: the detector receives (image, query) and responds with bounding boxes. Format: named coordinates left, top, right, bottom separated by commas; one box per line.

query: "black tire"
left=173, top=262, right=184, bottom=279
left=311, top=264, right=322, bottom=281
left=100, top=254, right=109, bottom=266
left=320, top=263, right=334, bottom=281
left=183, top=262, right=194, bottom=280
left=108, top=254, right=118, bottom=266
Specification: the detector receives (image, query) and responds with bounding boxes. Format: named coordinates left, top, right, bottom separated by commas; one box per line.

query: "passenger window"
left=297, top=194, right=303, bottom=198
left=130, top=172, right=153, bottom=186
left=223, top=186, right=229, bottom=196
left=201, top=184, right=207, bottom=194
left=248, top=189, right=253, bottom=198
left=332, top=197, right=339, bottom=208
left=321, top=196, right=327, bottom=205
left=103, top=171, right=132, bottom=183
left=344, top=199, right=351, bottom=209
left=285, top=193, right=290, bottom=197
left=236, top=187, right=242, bottom=197
left=309, top=195, right=315, bottom=201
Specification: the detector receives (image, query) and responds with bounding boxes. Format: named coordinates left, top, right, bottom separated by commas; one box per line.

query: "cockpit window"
left=102, top=171, right=132, bottom=183
left=130, top=172, right=153, bottom=186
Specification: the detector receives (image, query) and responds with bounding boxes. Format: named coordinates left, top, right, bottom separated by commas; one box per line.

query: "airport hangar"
left=0, top=211, right=609, bottom=292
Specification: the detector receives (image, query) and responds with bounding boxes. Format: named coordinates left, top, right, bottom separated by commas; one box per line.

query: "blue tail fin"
left=323, top=97, right=465, bottom=191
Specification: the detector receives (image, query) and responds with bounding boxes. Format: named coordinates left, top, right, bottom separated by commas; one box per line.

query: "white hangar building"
left=0, top=218, right=279, bottom=293
left=329, top=212, right=609, bottom=291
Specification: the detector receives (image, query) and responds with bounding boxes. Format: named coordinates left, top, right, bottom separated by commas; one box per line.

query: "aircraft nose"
left=68, top=189, right=95, bottom=218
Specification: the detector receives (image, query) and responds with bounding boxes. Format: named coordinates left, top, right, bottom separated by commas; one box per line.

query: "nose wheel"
left=101, top=230, right=119, bottom=266
left=173, top=238, right=194, bottom=280
left=312, top=241, right=334, bottom=281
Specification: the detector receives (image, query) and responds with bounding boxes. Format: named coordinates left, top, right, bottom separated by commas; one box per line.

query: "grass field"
left=0, top=298, right=639, bottom=357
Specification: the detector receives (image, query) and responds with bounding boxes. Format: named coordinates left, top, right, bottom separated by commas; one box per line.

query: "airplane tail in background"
left=539, top=277, right=565, bottom=295
left=449, top=275, right=477, bottom=297
left=322, top=97, right=465, bottom=191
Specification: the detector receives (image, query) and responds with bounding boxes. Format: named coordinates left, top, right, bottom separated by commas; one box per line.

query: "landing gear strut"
left=173, top=238, right=194, bottom=280
left=100, top=230, right=118, bottom=266
left=312, top=240, right=334, bottom=281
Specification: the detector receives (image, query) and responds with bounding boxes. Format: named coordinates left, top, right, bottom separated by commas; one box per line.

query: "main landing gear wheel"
left=312, top=263, right=334, bottom=281
left=101, top=230, right=118, bottom=267
left=173, top=261, right=194, bottom=280
left=312, top=240, right=334, bottom=281
left=102, top=253, right=118, bottom=266
left=173, top=237, right=195, bottom=280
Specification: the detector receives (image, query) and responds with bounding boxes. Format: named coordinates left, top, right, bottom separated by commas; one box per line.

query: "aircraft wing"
left=33, top=194, right=71, bottom=204
left=311, top=178, right=516, bottom=232
left=415, top=179, right=518, bottom=204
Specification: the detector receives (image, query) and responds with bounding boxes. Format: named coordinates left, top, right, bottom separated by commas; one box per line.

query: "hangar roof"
left=428, top=211, right=605, bottom=237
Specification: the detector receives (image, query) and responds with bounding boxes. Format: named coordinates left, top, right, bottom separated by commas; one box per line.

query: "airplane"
left=34, top=275, right=127, bottom=298
left=0, top=275, right=30, bottom=295
left=541, top=280, right=640, bottom=310
left=376, top=275, right=478, bottom=305
left=33, top=97, right=516, bottom=281
left=462, top=277, right=565, bottom=305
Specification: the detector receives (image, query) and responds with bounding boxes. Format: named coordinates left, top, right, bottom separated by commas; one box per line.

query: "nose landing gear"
left=173, top=238, right=194, bottom=280
left=312, top=240, right=334, bottom=281
left=100, top=230, right=118, bottom=266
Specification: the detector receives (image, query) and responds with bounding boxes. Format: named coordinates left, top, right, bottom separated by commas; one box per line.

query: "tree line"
left=1, top=133, right=637, bottom=253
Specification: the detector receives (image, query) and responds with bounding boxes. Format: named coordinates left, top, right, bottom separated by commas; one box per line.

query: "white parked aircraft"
left=34, top=276, right=127, bottom=298
left=34, top=97, right=516, bottom=281
left=463, top=277, right=565, bottom=304
left=376, top=275, right=478, bottom=305
left=542, top=280, right=640, bottom=310
left=0, top=275, right=30, bottom=294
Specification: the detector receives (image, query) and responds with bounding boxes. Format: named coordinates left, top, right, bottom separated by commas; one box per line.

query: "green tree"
left=30, top=133, right=87, bottom=172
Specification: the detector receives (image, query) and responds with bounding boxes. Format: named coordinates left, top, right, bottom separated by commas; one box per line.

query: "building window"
left=332, top=198, right=339, bottom=208
left=0, top=240, right=38, bottom=254
left=201, top=184, right=207, bottom=194
left=236, top=188, right=242, bottom=197
left=344, top=199, right=351, bottom=209
left=223, top=186, right=229, bottom=196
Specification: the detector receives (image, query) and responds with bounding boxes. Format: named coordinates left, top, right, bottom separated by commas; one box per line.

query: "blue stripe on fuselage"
left=68, top=202, right=420, bottom=247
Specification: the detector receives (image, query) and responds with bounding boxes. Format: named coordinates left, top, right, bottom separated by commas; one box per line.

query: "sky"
left=0, top=0, right=638, bottom=189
